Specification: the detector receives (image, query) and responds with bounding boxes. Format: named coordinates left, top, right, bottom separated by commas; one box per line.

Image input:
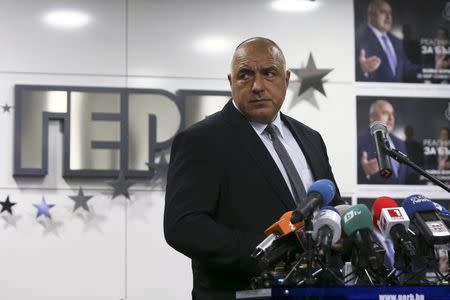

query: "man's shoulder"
left=390, top=133, right=406, bottom=146
left=176, top=110, right=228, bottom=141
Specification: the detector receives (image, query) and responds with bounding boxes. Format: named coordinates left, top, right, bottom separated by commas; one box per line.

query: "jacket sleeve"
left=163, top=129, right=263, bottom=275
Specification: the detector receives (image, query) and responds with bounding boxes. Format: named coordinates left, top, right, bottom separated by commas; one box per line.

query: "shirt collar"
left=250, top=112, right=283, bottom=138
left=232, top=99, right=284, bottom=138
left=368, top=23, right=388, bottom=40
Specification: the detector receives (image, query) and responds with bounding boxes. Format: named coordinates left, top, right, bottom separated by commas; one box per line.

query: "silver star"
left=128, top=197, right=153, bottom=223
left=2, top=214, right=22, bottom=229
left=82, top=206, right=107, bottom=233
left=2, top=104, right=12, bottom=112
left=38, top=219, right=63, bottom=236
left=68, top=187, right=93, bottom=212
left=290, top=53, right=333, bottom=109
left=106, top=171, right=136, bottom=200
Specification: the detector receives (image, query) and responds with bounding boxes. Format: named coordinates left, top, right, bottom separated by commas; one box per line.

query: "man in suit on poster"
left=164, top=37, right=344, bottom=300
left=357, top=99, right=409, bottom=184
left=356, top=0, right=445, bottom=82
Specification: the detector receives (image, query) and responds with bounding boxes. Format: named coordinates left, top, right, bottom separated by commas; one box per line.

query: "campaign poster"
left=354, top=0, right=450, bottom=83
left=357, top=96, right=450, bottom=185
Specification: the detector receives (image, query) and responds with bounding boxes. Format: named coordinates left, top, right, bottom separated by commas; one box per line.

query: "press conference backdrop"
left=0, top=0, right=449, bottom=300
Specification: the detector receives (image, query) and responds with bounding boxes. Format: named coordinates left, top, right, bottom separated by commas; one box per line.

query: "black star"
left=106, top=171, right=136, bottom=199
left=146, top=154, right=169, bottom=182
left=0, top=195, right=16, bottom=214
left=290, top=53, right=333, bottom=107
left=68, top=187, right=93, bottom=212
left=2, top=104, right=12, bottom=112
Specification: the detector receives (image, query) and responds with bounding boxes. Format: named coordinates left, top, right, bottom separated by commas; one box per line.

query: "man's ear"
left=227, top=73, right=232, bottom=86
left=285, top=70, right=291, bottom=86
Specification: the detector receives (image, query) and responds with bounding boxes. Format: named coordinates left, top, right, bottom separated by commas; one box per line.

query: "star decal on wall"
left=0, top=195, right=16, bottom=214
left=146, top=154, right=169, bottom=182
left=82, top=206, right=107, bottom=233
left=38, top=219, right=63, bottom=236
left=2, top=214, right=22, bottom=229
left=32, top=197, right=55, bottom=219
left=106, top=171, right=136, bottom=200
left=2, top=104, right=12, bottom=112
left=290, top=53, right=333, bottom=109
left=68, top=187, right=93, bottom=212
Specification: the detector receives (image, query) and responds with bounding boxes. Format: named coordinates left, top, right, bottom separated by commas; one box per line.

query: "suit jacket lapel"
left=222, top=101, right=296, bottom=210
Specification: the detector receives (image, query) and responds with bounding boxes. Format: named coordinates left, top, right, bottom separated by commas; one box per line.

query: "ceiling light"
left=43, top=10, right=91, bottom=29
left=270, top=0, right=320, bottom=12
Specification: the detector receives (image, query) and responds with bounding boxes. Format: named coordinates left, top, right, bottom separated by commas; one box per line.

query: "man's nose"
left=252, top=74, right=265, bottom=94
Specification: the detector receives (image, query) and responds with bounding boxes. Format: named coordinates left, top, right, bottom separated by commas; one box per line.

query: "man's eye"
left=264, top=70, right=276, bottom=78
left=238, top=72, right=250, bottom=80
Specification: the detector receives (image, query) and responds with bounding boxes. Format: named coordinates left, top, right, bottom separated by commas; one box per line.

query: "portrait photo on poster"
left=356, top=96, right=450, bottom=185
left=354, top=0, right=450, bottom=83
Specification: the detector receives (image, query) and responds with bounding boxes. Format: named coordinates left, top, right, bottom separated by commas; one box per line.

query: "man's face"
left=228, top=41, right=290, bottom=124
left=371, top=101, right=395, bottom=133
left=369, top=1, right=392, bottom=33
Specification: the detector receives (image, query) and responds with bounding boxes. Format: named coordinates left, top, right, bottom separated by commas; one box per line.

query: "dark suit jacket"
left=356, top=26, right=421, bottom=82
left=357, top=130, right=409, bottom=184
left=164, top=100, right=343, bottom=300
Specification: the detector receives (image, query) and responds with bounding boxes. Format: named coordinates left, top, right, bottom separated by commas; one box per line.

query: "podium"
left=236, top=286, right=450, bottom=300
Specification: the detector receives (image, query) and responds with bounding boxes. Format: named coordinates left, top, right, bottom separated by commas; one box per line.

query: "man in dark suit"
left=357, top=99, right=409, bottom=184
left=164, top=37, right=344, bottom=300
left=356, top=0, right=444, bottom=82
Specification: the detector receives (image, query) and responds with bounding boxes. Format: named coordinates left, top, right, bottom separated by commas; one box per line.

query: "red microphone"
left=372, top=196, right=398, bottom=230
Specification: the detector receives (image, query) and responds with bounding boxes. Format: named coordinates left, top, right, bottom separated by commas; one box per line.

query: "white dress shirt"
left=232, top=100, right=314, bottom=199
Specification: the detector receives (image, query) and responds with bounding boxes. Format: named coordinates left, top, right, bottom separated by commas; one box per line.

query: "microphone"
left=372, top=196, right=397, bottom=230
left=433, top=201, right=450, bottom=228
left=252, top=211, right=304, bottom=258
left=312, top=206, right=342, bottom=270
left=402, top=194, right=450, bottom=245
left=341, top=204, right=380, bottom=270
left=372, top=196, right=417, bottom=260
left=335, top=204, right=352, bottom=218
left=370, top=121, right=392, bottom=178
left=290, top=179, right=336, bottom=224
left=312, top=206, right=342, bottom=248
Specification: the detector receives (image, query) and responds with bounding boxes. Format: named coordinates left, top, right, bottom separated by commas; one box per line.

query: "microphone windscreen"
left=307, top=179, right=335, bottom=206
left=312, top=206, right=342, bottom=244
left=370, top=120, right=387, bottom=135
left=335, top=204, right=352, bottom=216
left=372, top=196, right=398, bottom=229
left=320, top=205, right=338, bottom=213
left=432, top=201, right=450, bottom=217
left=402, top=194, right=436, bottom=219
left=341, top=204, right=373, bottom=236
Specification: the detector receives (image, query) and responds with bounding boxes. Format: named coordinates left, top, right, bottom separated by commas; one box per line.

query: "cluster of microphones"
left=250, top=179, right=450, bottom=288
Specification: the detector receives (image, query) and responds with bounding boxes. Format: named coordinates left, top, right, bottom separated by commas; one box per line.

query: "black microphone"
left=370, top=121, right=392, bottom=178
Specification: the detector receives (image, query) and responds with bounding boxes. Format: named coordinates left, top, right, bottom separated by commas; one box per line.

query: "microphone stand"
left=382, top=142, right=450, bottom=194
left=304, top=216, right=315, bottom=285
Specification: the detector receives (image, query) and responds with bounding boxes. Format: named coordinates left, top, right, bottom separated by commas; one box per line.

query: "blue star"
left=32, top=197, right=55, bottom=219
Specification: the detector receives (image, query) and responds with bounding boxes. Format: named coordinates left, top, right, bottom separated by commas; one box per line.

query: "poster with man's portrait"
left=354, top=0, right=450, bottom=83
left=357, top=96, right=450, bottom=185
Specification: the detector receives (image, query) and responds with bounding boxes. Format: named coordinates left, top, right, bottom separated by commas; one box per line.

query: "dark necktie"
left=381, top=35, right=397, bottom=76
left=265, top=124, right=306, bottom=206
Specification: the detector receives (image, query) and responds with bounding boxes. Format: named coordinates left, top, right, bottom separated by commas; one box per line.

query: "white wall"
left=0, top=1, right=449, bottom=300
